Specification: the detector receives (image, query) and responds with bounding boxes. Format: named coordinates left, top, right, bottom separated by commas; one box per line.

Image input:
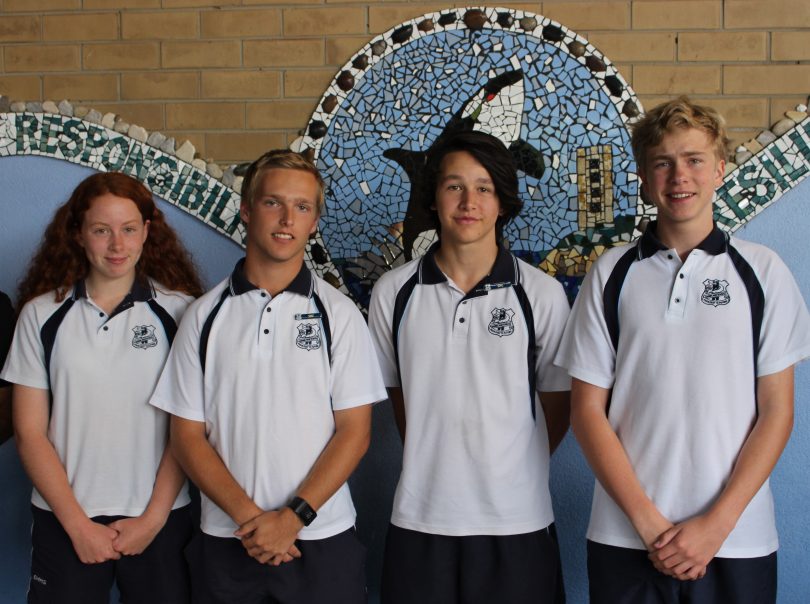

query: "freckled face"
left=433, top=151, right=503, bottom=248
left=240, top=168, right=320, bottom=268
left=640, top=127, right=725, bottom=232
left=77, top=193, right=149, bottom=284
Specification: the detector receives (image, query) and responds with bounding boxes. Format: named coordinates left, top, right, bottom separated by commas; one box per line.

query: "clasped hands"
left=235, top=508, right=304, bottom=566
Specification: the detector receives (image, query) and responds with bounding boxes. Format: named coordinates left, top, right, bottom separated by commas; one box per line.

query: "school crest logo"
left=701, top=279, right=731, bottom=307
left=488, top=308, right=515, bottom=337
left=131, top=325, right=158, bottom=349
left=296, top=322, right=321, bottom=351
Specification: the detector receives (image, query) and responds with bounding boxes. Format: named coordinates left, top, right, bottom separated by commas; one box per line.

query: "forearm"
left=540, top=390, right=570, bottom=454
left=171, top=417, right=262, bottom=526
left=707, top=367, right=794, bottom=531
left=571, top=379, right=670, bottom=546
left=141, top=445, right=186, bottom=524
left=295, top=405, right=372, bottom=511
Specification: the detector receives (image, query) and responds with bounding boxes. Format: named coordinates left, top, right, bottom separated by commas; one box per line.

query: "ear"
left=239, top=201, right=250, bottom=225
left=142, top=219, right=150, bottom=244
left=713, top=158, right=726, bottom=187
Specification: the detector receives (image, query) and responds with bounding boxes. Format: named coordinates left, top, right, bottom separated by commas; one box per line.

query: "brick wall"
left=1, top=0, right=808, bottom=164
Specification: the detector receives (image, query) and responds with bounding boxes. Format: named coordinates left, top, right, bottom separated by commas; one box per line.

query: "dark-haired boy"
left=556, top=97, right=810, bottom=603
left=151, top=150, right=386, bottom=603
left=368, top=130, right=571, bottom=603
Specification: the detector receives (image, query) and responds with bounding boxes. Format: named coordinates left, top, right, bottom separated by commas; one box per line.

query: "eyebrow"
left=439, top=173, right=494, bottom=184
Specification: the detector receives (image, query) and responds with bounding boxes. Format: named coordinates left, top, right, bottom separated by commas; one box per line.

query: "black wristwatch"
left=287, top=496, right=317, bottom=526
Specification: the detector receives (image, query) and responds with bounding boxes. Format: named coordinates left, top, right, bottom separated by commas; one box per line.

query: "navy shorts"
left=194, top=528, right=367, bottom=604
left=28, top=505, right=192, bottom=604
left=587, top=540, right=777, bottom=604
left=381, top=523, right=565, bottom=604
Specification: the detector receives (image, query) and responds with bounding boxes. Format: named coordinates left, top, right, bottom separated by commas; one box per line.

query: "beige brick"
left=587, top=32, right=675, bottom=62
left=283, top=7, right=366, bottom=37
left=206, top=132, right=286, bottom=163
left=633, top=1, right=721, bottom=30
left=246, top=100, right=315, bottom=129
left=122, top=72, right=199, bottom=100
left=543, top=2, right=630, bottom=31
left=3, top=0, right=79, bottom=10
left=0, top=75, right=41, bottom=100
left=84, top=43, right=159, bottom=70
left=614, top=63, right=633, bottom=85
left=284, top=70, right=334, bottom=98
left=242, top=0, right=323, bottom=5
left=43, top=13, right=117, bottom=42
left=122, top=12, right=198, bottom=40
left=43, top=74, right=118, bottom=102
left=92, top=102, right=165, bottom=130
left=244, top=39, right=323, bottom=68
left=163, top=0, right=239, bottom=7
left=4, top=45, right=80, bottom=73
left=326, top=37, right=368, bottom=66
left=162, top=40, right=241, bottom=69
left=83, top=0, right=159, bottom=8
left=725, top=66, right=810, bottom=95
left=0, top=16, right=40, bottom=43
left=679, top=32, right=766, bottom=62
left=697, top=98, right=769, bottom=129
left=368, top=4, right=450, bottom=34
left=201, top=70, right=281, bottom=99
left=634, top=65, right=721, bottom=95
left=201, top=9, right=282, bottom=38
left=772, top=32, right=810, bottom=62
left=770, top=97, right=810, bottom=125
left=166, top=102, right=244, bottom=130
left=726, top=0, right=810, bottom=29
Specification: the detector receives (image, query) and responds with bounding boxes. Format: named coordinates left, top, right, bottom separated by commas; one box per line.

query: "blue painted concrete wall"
left=1, top=155, right=808, bottom=602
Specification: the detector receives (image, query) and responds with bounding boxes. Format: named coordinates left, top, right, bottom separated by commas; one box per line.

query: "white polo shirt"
left=556, top=223, right=810, bottom=557
left=150, top=259, right=386, bottom=540
left=1, top=280, right=193, bottom=517
left=368, top=244, right=571, bottom=536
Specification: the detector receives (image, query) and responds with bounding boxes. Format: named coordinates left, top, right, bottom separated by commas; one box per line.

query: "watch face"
left=293, top=7, right=646, bottom=308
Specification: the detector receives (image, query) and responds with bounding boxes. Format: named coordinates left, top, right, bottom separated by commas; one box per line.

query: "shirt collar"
left=638, top=220, right=727, bottom=259
left=419, top=242, right=518, bottom=294
left=229, top=257, right=313, bottom=297
left=73, top=277, right=153, bottom=317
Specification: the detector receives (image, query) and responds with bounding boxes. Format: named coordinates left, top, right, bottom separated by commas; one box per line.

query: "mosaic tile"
left=292, top=8, right=645, bottom=306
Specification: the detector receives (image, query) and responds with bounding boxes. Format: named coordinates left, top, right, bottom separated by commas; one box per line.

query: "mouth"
left=667, top=192, right=695, bottom=201
left=454, top=216, right=479, bottom=224
left=106, top=257, right=128, bottom=265
left=272, top=233, right=294, bottom=240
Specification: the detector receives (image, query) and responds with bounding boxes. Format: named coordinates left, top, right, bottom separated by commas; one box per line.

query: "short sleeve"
left=329, top=300, right=387, bottom=411
left=756, top=252, right=810, bottom=376
left=554, top=256, right=618, bottom=389
left=0, top=292, right=15, bottom=388
left=367, top=274, right=400, bottom=387
left=0, top=297, right=50, bottom=391
left=532, top=277, right=571, bottom=392
left=149, top=301, right=206, bottom=422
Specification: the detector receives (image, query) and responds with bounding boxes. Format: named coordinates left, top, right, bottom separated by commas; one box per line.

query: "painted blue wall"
left=1, top=155, right=808, bottom=603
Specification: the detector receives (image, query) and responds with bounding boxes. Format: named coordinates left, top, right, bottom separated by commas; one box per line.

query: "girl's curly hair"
left=18, top=172, right=204, bottom=306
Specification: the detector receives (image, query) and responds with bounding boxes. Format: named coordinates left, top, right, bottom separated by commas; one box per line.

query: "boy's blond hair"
left=241, top=149, right=325, bottom=214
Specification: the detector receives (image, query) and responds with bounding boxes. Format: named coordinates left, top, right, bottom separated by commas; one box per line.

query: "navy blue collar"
left=73, top=277, right=153, bottom=317
left=229, top=258, right=313, bottom=297
left=638, top=221, right=727, bottom=259
left=418, top=242, right=518, bottom=296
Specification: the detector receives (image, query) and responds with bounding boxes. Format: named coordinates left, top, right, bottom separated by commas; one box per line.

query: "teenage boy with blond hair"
left=556, top=97, right=810, bottom=603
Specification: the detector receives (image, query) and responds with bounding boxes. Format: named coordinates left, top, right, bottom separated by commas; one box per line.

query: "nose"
left=279, top=205, right=293, bottom=226
left=458, top=188, right=474, bottom=209
left=109, top=231, right=124, bottom=250
left=670, top=160, right=687, bottom=183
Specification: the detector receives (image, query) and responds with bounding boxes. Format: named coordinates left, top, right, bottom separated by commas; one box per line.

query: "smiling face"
left=240, top=168, right=320, bottom=270
left=640, top=126, right=725, bottom=235
left=78, top=193, right=149, bottom=286
left=433, top=151, right=504, bottom=250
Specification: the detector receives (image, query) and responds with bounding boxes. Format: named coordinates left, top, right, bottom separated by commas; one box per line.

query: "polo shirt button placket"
left=454, top=298, right=471, bottom=338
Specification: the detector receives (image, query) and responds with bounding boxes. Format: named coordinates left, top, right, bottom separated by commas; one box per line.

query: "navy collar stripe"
left=228, top=257, right=313, bottom=298
left=638, top=221, right=728, bottom=259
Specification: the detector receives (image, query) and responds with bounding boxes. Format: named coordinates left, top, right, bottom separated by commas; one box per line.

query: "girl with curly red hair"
left=2, top=172, right=203, bottom=604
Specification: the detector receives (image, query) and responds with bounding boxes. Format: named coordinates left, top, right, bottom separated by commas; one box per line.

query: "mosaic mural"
left=292, top=8, right=647, bottom=307
left=1, top=8, right=809, bottom=311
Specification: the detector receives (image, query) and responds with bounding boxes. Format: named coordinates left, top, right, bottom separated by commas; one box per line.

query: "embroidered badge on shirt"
left=488, top=307, right=515, bottom=337
left=131, top=325, right=158, bottom=349
left=296, top=322, right=322, bottom=350
left=701, top=279, right=731, bottom=307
